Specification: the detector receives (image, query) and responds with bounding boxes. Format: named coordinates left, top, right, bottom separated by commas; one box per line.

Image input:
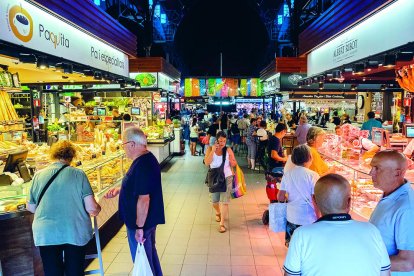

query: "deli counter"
left=0, top=146, right=132, bottom=275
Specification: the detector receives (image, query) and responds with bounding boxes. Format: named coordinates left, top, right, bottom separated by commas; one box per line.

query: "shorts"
left=210, top=176, right=233, bottom=203
left=231, top=134, right=241, bottom=144
left=190, top=137, right=198, bottom=143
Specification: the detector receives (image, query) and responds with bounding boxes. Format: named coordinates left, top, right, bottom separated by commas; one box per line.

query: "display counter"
left=0, top=152, right=131, bottom=275
left=319, top=148, right=414, bottom=221
left=148, top=137, right=174, bottom=165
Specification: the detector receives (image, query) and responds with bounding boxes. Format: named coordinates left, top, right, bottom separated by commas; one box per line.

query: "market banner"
left=199, top=79, right=206, bottom=96
left=289, top=93, right=357, bottom=100
left=227, top=79, right=239, bottom=97
left=208, top=78, right=216, bottom=96
left=240, top=79, right=248, bottom=96
left=250, top=78, right=258, bottom=97
left=184, top=78, right=192, bottom=97
left=191, top=78, right=200, bottom=96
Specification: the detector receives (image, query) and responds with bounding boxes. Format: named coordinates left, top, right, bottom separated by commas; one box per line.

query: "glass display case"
left=0, top=152, right=130, bottom=226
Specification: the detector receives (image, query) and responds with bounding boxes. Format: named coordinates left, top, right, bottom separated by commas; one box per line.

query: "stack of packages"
left=0, top=91, right=19, bottom=121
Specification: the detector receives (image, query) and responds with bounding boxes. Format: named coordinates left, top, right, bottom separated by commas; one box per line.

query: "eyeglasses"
left=122, top=141, right=134, bottom=146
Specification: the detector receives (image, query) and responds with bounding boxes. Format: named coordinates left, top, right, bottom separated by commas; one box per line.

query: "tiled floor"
left=87, top=147, right=287, bottom=275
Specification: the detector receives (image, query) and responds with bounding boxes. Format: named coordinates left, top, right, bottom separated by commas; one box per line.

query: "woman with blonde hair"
left=294, top=115, right=311, bottom=144
left=28, top=140, right=101, bottom=276
left=306, top=126, right=330, bottom=176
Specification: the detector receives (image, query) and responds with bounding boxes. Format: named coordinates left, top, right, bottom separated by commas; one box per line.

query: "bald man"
left=369, top=150, right=414, bottom=273
left=284, top=174, right=390, bottom=276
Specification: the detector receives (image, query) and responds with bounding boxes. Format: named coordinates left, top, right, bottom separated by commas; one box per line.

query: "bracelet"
left=136, top=225, right=144, bottom=230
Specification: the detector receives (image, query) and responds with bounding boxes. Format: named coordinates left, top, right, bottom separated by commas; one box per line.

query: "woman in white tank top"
left=204, top=131, right=238, bottom=233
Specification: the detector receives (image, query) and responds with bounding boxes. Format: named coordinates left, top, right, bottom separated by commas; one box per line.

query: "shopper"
left=330, top=110, right=341, bottom=126
left=237, top=114, right=250, bottom=142
left=369, top=150, right=414, bottom=273
left=277, top=144, right=319, bottom=247
left=207, top=115, right=220, bottom=146
left=220, top=112, right=228, bottom=135
left=293, top=115, right=311, bottom=145
left=190, top=117, right=200, bottom=156
left=257, top=120, right=269, bottom=170
left=307, top=126, right=330, bottom=176
left=28, top=140, right=101, bottom=276
left=246, top=118, right=258, bottom=169
left=361, top=111, right=383, bottom=139
left=341, top=113, right=352, bottom=125
left=268, top=123, right=288, bottom=173
left=229, top=116, right=241, bottom=153
left=284, top=174, right=391, bottom=276
left=204, top=131, right=237, bottom=233
left=105, top=127, right=165, bottom=276
left=285, top=113, right=296, bottom=130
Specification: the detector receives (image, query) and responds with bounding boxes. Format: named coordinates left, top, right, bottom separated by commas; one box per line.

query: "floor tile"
left=180, top=264, right=206, bottom=276
left=231, top=265, right=258, bottom=276
left=161, top=254, right=185, bottom=265
left=231, top=255, right=255, bottom=266
left=184, top=254, right=208, bottom=265
left=206, top=265, right=231, bottom=276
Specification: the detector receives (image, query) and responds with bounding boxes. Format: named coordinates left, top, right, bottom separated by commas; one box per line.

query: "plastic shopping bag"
left=269, top=202, right=287, bottom=233
left=132, top=243, right=154, bottom=276
left=231, top=165, right=247, bottom=199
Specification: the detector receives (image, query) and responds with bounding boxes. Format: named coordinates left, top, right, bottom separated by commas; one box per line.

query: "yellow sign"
left=8, top=5, right=33, bottom=42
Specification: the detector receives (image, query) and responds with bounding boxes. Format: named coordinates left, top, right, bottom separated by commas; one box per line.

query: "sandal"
left=219, top=225, right=227, bottom=233
left=215, top=213, right=221, bottom=222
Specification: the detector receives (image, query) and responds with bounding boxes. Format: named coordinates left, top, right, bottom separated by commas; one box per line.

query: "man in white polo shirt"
left=283, top=174, right=390, bottom=276
left=369, top=150, right=414, bottom=274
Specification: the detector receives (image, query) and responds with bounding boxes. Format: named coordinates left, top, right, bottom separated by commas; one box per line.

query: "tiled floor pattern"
left=87, top=148, right=287, bottom=275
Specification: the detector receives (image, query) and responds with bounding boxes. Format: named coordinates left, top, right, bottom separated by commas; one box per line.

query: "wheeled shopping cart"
left=84, top=217, right=104, bottom=276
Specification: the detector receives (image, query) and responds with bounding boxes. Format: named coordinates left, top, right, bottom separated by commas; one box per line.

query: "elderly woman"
left=28, top=140, right=101, bottom=276
left=306, top=126, right=330, bottom=176
left=277, top=144, right=319, bottom=247
left=204, top=131, right=237, bottom=233
left=294, top=115, right=311, bottom=144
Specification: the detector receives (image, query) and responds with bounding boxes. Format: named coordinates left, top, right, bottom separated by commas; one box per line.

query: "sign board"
left=130, top=72, right=158, bottom=88
left=307, top=0, right=414, bottom=76
left=280, top=73, right=305, bottom=90
left=289, top=93, right=357, bottom=100
left=0, top=0, right=129, bottom=76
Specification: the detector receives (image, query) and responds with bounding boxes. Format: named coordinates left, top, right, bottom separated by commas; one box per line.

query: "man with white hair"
left=284, top=173, right=390, bottom=276
left=105, top=127, right=164, bottom=276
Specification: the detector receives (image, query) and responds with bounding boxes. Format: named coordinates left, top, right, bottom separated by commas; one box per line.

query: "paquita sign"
left=0, top=0, right=129, bottom=77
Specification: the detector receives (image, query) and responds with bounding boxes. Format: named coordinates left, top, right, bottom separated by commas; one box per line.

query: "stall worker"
left=268, top=123, right=288, bottom=173
left=361, top=111, right=383, bottom=140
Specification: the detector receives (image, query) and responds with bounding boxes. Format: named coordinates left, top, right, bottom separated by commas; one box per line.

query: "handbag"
left=269, top=201, right=287, bottom=232
left=36, top=164, right=69, bottom=207
left=231, top=165, right=246, bottom=199
left=132, top=243, right=154, bottom=276
left=205, top=147, right=227, bottom=193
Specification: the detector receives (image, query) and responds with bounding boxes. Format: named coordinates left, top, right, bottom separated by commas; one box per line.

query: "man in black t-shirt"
left=207, top=115, right=220, bottom=145
left=105, top=127, right=164, bottom=275
left=268, top=123, right=288, bottom=172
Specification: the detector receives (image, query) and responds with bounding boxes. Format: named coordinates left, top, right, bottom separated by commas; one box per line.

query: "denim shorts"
left=210, top=176, right=233, bottom=203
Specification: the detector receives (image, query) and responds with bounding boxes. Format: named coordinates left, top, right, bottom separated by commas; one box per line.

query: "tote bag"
left=231, top=165, right=247, bottom=199
left=132, top=243, right=153, bottom=276
left=269, top=202, right=287, bottom=232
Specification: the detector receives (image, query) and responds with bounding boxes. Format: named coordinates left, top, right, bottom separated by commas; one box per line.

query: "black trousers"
left=39, top=244, right=86, bottom=276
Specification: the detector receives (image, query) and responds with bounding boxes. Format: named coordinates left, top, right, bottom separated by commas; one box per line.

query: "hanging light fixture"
left=350, top=84, right=358, bottom=91
left=319, top=83, right=324, bottom=90
left=354, top=63, right=365, bottom=74
left=383, top=54, right=396, bottom=67
left=365, top=61, right=379, bottom=71
left=36, top=57, right=48, bottom=69
left=332, top=70, right=342, bottom=79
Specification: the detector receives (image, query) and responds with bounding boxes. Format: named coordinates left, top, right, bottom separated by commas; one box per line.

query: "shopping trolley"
left=84, top=217, right=104, bottom=276
left=262, top=170, right=284, bottom=225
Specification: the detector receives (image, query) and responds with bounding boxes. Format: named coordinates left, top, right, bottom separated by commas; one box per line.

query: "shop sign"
left=264, top=73, right=280, bottom=94
left=404, top=98, right=412, bottom=107
left=0, top=0, right=129, bottom=76
left=130, top=73, right=158, bottom=88
left=307, top=0, right=414, bottom=76
left=280, top=73, right=305, bottom=89
left=90, top=84, right=121, bottom=90
left=289, top=93, right=356, bottom=100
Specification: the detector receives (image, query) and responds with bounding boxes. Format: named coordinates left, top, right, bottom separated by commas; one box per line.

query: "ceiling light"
left=317, top=75, right=325, bottom=83
left=354, top=63, right=365, bottom=74
left=325, top=73, right=333, bottom=81
left=319, top=83, right=324, bottom=90
left=83, top=69, right=94, bottom=76
left=94, top=71, right=103, bottom=80
left=383, top=54, right=396, bottom=67
left=350, top=84, right=358, bottom=91
left=36, top=57, right=48, bottom=69
left=332, top=70, right=342, bottom=79
left=19, top=53, right=37, bottom=64
left=135, top=81, right=141, bottom=89
left=380, top=84, right=387, bottom=90
left=365, top=61, right=379, bottom=71
left=396, top=52, right=413, bottom=62
left=342, top=68, right=353, bottom=74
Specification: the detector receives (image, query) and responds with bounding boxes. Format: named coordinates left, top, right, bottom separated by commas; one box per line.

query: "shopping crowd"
left=26, top=108, right=414, bottom=276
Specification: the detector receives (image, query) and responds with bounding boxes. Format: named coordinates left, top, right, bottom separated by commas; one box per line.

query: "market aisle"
left=87, top=149, right=287, bottom=276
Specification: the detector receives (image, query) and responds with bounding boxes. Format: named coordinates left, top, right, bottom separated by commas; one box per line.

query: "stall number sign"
left=1, top=0, right=129, bottom=76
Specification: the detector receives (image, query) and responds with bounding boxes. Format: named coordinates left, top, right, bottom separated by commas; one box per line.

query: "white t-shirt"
left=284, top=220, right=391, bottom=276
left=190, top=124, right=199, bottom=138
left=280, top=166, right=319, bottom=225
left=257, top=128, right=268, bottom=141
left=210, top=151, right=232, bottom=178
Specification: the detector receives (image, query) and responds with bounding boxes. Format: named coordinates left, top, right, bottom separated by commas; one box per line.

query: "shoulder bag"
left=36, top=164, right=69, bottom=207
left=205, top=147, right=228, bottom=193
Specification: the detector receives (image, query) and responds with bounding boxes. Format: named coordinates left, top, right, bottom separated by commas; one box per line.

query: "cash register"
left=0, top=150, right=31, bottom=186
